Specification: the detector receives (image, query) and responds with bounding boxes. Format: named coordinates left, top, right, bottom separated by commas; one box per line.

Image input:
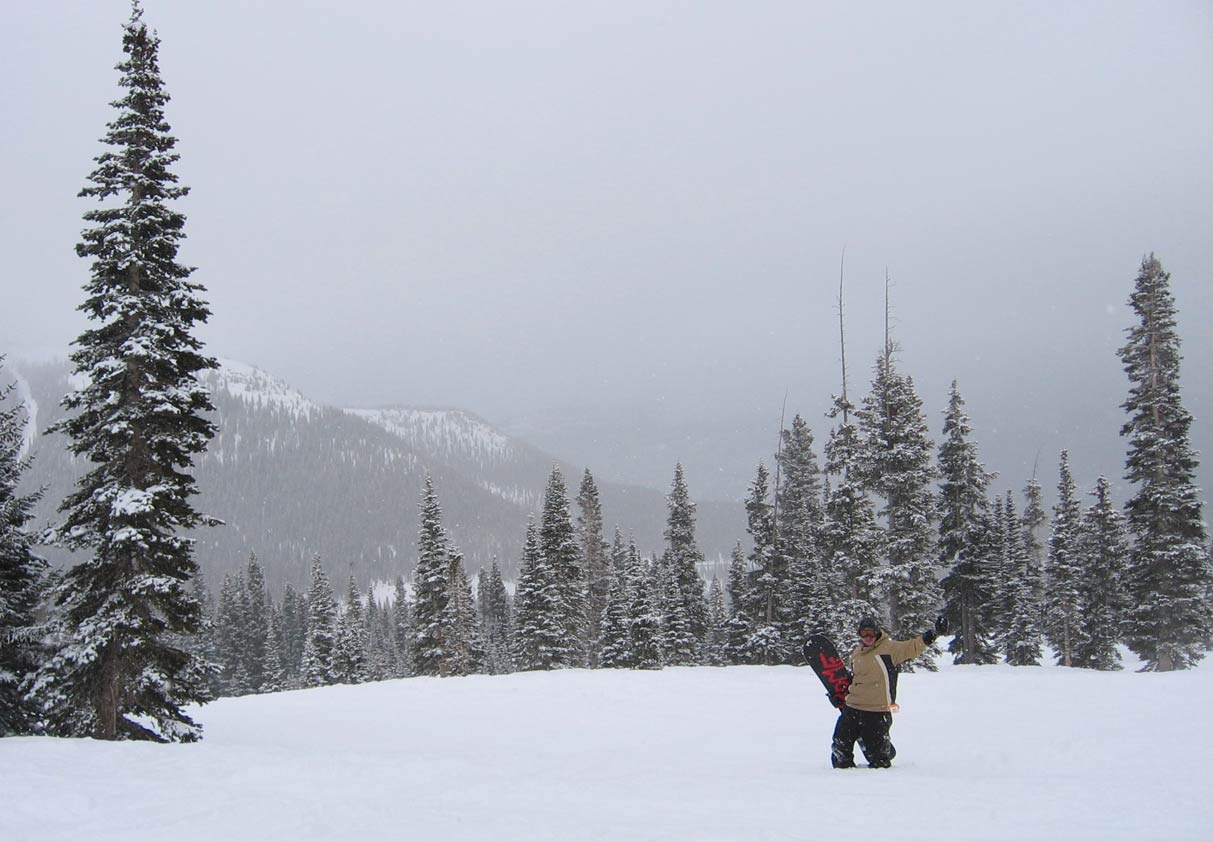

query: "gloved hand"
left=923, top=616, right=949, bottom=645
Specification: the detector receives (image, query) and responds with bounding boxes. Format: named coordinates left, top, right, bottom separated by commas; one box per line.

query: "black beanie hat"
left=857, top=616, right=879, bottom=633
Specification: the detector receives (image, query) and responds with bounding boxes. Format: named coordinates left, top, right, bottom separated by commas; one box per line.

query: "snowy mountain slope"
left=348, top=406, right=545, bottom=509
left=349, top=407, right=514, bottom=465
left=204, top=358, right=318, bottom=420
left=2, top=660, right=1208, bottom=842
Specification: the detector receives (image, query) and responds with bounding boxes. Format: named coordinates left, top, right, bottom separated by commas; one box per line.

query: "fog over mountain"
left=4, top=359, right=745, bottom=592
left=2, top=2, right=1210, bottom=507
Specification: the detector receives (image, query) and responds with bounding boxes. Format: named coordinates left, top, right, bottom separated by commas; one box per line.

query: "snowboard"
left=803, top=634, right=851, bottom=710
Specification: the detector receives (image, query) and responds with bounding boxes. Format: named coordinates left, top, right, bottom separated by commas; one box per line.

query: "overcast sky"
left=3, top=1, right=1211, bottom=501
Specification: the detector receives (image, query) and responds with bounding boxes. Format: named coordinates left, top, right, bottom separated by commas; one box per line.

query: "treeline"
left=196, top=252, right=1213, bottom=701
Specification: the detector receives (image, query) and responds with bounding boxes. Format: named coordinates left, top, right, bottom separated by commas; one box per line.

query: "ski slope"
left=2, top=658, right=1208, bottom=841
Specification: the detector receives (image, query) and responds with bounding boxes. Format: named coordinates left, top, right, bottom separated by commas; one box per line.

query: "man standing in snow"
left=831, top=615, right=948, bottom=768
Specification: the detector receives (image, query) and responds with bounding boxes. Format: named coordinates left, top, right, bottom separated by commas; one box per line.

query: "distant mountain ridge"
left=348, top=407, right=540, bottom=509
left=5, top=359, right=744, bottom=594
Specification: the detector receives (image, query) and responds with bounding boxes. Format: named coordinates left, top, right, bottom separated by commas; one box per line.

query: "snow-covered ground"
left=3, top=657, right=1209, bottom=841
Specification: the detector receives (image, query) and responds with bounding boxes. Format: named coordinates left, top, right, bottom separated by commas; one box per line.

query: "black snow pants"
left=831, top=706, right=896, bottom=768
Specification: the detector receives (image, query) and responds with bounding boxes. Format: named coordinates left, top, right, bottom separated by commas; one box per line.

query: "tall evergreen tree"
left=512, top=517, right=563, bottom=671
left=477, top=563, right=514, bottom=675
left=539, top=466, right=585, bottom=668
left=661, top=464, right=707, bottom=665
left=332, top=576, right=369, bottom=684
left=301, top=555, right=337, bottom=688
left=702, top=577, right=729, bottom=667
left=937, top=382, right=998, bottom=664
left=1075, top=477, right=1129, bottom=670
left=0, top=373, right=47, bottom=735
left=34, top=3, right=217, bottom=742
left=1117, top=254, right=1211, bottom=670
left=725, top=543, right=755, bottom=664
left=364, top=593, right=397, bottom=682
left=1045, top=451, right=1087, bottom=667
left=188, top=574, right=221, bottom=699
left=820, top=394, right=884, bottom=645
left=279, top=583, right=307, bottom=688
left=412, top=476, right=451, bottom=677
left=214, top=572, right=250, bottom=695
left=391, top=577, right=414, bottom=678
left=440, top=553, right=483, bottom=677
left=1021, top=476, right=1047, bottom=604
left=776, top=415, right=825, bottom=657
left=1001, top=492, right=1042, bottom=666
left=745, top=463, right=786, bottom=663
left=243, top=553, right=269, bottom=693
left=658, top=553, right=696, bottom=664
left=576, top=470, right=610, bottom=667
left=598, top=555, right=635, bottom=669
left=628, top=548, right=663, bottom=670
left=983, top=499, right=1010, bottom=641
left=262, top=603, right=287, bottom=693
left=857, top=348, right=940, bottom=666
left=609, top=527, right=628, bottom=581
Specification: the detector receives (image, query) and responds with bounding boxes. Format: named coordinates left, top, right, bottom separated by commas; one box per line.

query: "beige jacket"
left=844, top=631, right=927, bottom=713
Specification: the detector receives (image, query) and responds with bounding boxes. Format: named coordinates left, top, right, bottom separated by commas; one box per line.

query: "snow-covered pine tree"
left=856, top=346, right=940, bottom=668
left=477, top=562, right=513, bottom=675
left=361, top=594, right=381, bottom=681
left=1074, top=477, right=1129, bottom=670
left=301, top=555, right=337, bottom=687
left=725, top=543, right=755, bottom=664
left=215, top=572, right=250, bottom=695
left=820, top=394, right=884, bottom=645
left=379, top=594, right=403, bottom=678
left=609, top=527, right=628, bottom=579
left=332, top=576, right=369, bottom=685
left=629, top=547, right=663, bottom=670
left=391, top=576, right=414, bottom=678
left=702, top=577, right=729, bottom=666
left=937, top=382, right=999, bottom=664
left=280, top=583, right=306, bottom=688
left=658, top=553, right=696, bottom=664
left=661, top=464, right=707, bottom=665
left=598, top=534, right=635, bottom=669
left=775, top=415, right=825, bottom=659
left=262, top=603, right=286, bottom=693
left=0, top=371, right=47, bottom=735
left=440, top=552, right=484, bottom=677
left=364, top=593, right=398, bottom=682
left=34, top=3, right=217, bottom=742
left=243, top=553, right=270, bottom=693
left=576, top=470, right=610, bottom=667
left=412, top=476, right=451, bottom=677
left=188, top=574, right=221, bottom=699
left=512, top=516, right=563, bottom=670
left=1117, top=254, right=1212, bottom=671
left=1021, top=476, right=1047, bottom=608
left=539, top=466, right=586, bottom=668
left=1001, top=493, right=1042, bottom=666
left=983, top=498, right=1010, bottom=642
left=1045, top=451, right=1087, bottom=667
left=745, top=463, right=786, bottom=664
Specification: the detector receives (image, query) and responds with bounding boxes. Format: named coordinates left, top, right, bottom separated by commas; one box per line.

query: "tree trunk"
left=961, top=598, right=976, bottom=664
left=97, top=644, right=120, bottom=740
left=1062, top=619, right=1072, bottom=668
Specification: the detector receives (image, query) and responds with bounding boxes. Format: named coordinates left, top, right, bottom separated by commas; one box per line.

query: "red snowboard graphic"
left=803, top=634, right=851, bottom=709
